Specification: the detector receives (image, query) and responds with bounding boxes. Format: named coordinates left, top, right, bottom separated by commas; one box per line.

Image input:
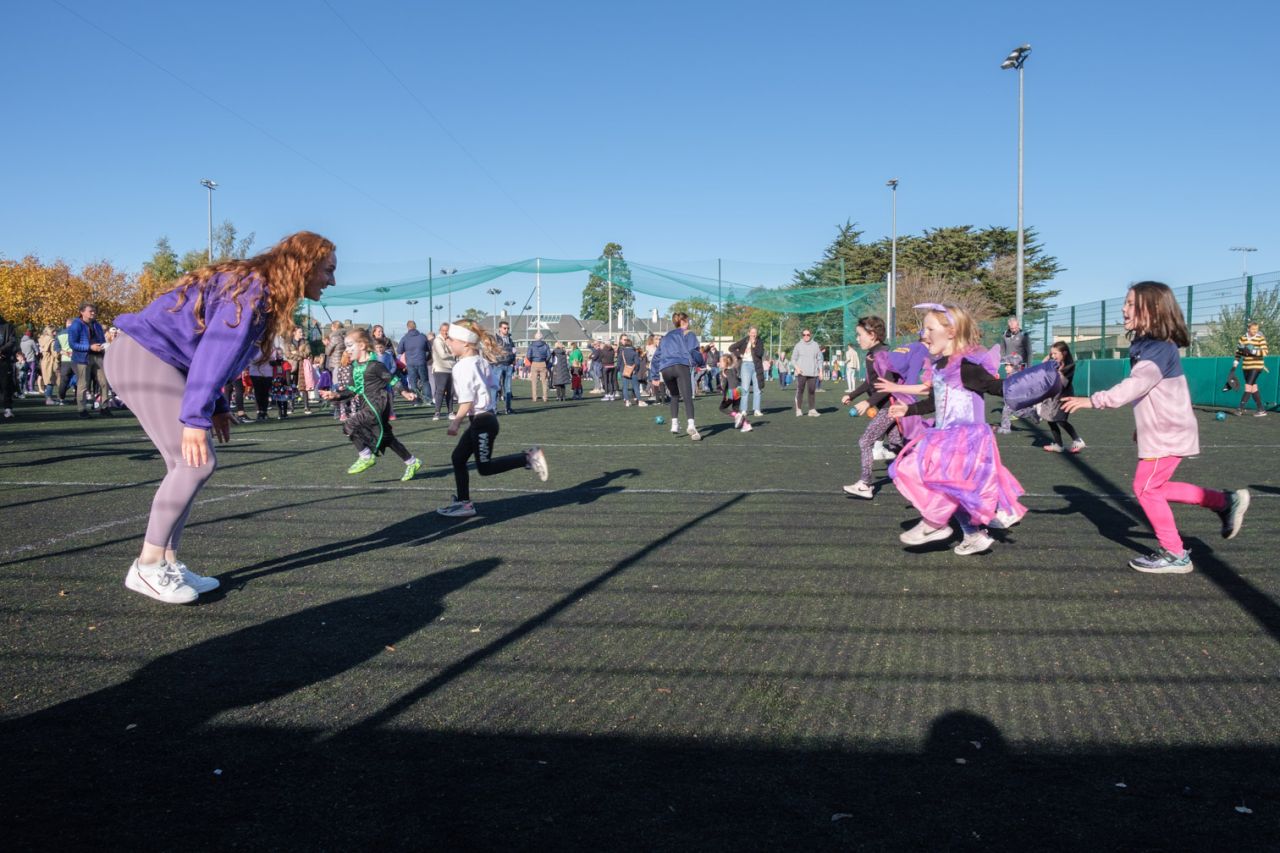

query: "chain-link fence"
left=975, top=271, right=1280, bottom=361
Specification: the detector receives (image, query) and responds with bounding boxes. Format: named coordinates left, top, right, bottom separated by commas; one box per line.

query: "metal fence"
left=979, top=271, right=1280, bottom=360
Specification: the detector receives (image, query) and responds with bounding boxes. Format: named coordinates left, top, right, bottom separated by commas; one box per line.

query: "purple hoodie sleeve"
left=180, top=284, right=265, bottom=429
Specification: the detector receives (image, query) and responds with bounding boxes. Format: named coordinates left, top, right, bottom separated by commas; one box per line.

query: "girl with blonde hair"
left=887, top=302, right=1026, bottom=556
left=437, top=320, right=548, bottom=518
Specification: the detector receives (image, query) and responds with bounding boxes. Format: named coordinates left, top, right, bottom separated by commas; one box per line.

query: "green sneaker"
left=347, top=456, right=377, bottom=475
left=401, top=458, right=422, bottom=482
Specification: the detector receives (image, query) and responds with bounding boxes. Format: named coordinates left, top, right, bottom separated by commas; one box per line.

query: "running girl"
left=1062, top=282, right=1250, bottom=573
left=320, top=328, right=421, bottom=480
left=437, top=320, right=548, bottom=518
left=1039, top=342, right=1085, bottom=453
left=888, top=302, right=1026, bottom=556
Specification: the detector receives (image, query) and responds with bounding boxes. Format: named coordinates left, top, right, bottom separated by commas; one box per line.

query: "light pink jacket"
left=1090, top=356, right=1199, bottom=459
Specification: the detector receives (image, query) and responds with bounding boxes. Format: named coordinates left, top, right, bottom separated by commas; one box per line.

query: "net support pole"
left=1100, top=300, right=1107, bottom=360
left=607, top=256, right=613, bottom=340
left=536, top=257, right=542, bottom=333
left=1070, top=305, right=1076, bottom=352
left=1186, top=285, right=1194, bottom=353
left=428, top=257, right=433, bottom=331
left=717, top=258, right=722, bottom=339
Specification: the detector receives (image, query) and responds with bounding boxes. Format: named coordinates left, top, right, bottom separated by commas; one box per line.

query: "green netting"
left=309, top=257, right=887, bottom=343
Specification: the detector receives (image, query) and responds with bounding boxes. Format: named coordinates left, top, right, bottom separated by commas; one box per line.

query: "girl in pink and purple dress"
left=888, top=302, right=1026, bottom=556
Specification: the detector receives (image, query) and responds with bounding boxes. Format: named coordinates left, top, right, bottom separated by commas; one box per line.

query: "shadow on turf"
left=218, top=468, right=644, bottom=590
left=1018, top=421, right=1280, bottom=644
left=4, top=701, right=1276, bottom=850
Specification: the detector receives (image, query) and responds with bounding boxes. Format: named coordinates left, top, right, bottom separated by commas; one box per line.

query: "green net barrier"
left=308, top=257, right=888, bottom=344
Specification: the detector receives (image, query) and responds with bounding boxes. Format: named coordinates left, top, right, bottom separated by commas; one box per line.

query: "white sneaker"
left=1070, top=438, right=1087, bottom=453
left=124, top=560, right=198, bottom=604
left=671, top=423, right=681, bottom=434
left=872, top=442, right=897, bottom=461
left=753, top=410, right=763, bottom=416
left=637, top=400, right=649, bottom=407
left=954, top=530, right=995, bottom=555
left=526, top=446, right=549, bottom=482
left=170, top=559, right=220, bottom=593
left=900, top=520, right=952, bottom=546
left=688, top=422, right=702, bottom=441
left=740, top=421, right=753, bottom=432
left=437, top=498, right=477, bottom=518
left=624, top=400, right=631, bottom=407
left=796, top=409, right=803, bottom=417
left=732, top=411, right=743, bottom=428
left=988, top=509, right=1024, bottom=530
left=1043, top=443, right=1063, bottom=453
left=808, top=409, right=821, bottom=417
left=842, top=481, right=874, bottom=499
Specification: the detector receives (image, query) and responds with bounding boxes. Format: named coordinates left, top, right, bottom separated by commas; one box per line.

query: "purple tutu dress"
left=889, top=346, right=1025, bottom=529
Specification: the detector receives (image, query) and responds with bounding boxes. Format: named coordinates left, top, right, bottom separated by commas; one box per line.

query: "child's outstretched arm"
left=1062, top=360, right=1163, bottom=412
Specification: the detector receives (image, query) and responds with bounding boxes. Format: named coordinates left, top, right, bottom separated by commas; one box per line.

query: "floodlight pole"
left=488, top=288, right=503, bottom=331
left=1001, top=44, right=1032, bottom=324
left=535, top=257, right=542, bottom=334
left=1230, top=246, right=1257, bottom=279
left=607, top=256, right=613, bottom=339
left=887, top=179, right=898, bottom=342
left=200, top=179, right=217, bottom=263
left=428, top=258, right=434, bottom=329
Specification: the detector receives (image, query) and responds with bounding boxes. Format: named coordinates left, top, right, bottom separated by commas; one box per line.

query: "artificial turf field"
left=1, top=382, right=1278, bottom=852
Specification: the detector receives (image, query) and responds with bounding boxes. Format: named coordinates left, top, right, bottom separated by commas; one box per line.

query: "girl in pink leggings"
left=106, top=231, right=337, bottom=604
left=1063, top=281, right=1251, bottom=574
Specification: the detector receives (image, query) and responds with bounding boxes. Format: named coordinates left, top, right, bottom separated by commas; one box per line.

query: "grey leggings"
left=104, top=333, right=217, bottom=551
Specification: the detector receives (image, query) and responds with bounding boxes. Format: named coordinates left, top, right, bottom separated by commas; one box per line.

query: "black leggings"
left=451, top=412, right=526, bottom=501
left=662, top=364, right=695, bottom=423
left=794, top=375, right=817, bottom=411
left=250, top=376, right=272, bottom=417
left=602, top=366, right=617, bottom=395
left=1049, top=420, right=1080, bottom=445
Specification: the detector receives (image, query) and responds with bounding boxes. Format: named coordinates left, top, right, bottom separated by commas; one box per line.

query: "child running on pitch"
left=438, top=320, right=548, bottom=518
left=1062, top=282, right=1250, bottom=573
left=888, top=302, right=1026, bottom=555
left=1038, top=342, right=1085, bottom=453
left=717, top=352, right=753, bottom=432
left=841, top=316, right=893, bottom=498
left=320, top=328, right=422, bottom=480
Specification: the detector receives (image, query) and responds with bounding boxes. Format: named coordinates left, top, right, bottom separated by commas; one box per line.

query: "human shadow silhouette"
left=221, top=468, right=642, bottom=590
left=1, top=558, right=500, bottom=815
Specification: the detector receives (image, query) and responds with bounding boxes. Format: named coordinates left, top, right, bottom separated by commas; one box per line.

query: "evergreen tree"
left=580, top=242, right=634, bottom=323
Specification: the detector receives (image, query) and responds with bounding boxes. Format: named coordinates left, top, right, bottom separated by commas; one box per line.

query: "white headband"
left=447, top=324, right=479, bottom=344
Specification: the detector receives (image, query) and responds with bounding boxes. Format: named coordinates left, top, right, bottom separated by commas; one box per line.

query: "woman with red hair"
left=106, top=231, right=337, bottom=603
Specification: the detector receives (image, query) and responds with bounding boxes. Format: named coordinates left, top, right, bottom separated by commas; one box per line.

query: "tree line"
left=0, top=223, right=254, bottom=329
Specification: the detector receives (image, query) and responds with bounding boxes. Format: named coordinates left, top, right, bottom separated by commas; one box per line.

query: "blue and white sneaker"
left=1129, top=549, right=1193, bottom=574
left=1217, top=489, right=1251, bottom=540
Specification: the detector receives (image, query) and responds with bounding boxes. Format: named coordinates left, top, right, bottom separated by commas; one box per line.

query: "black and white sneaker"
left=1217, top=489, right=1251, bottom=539
left=1129, top=549, right=1193, bottom=574
left=437, top=498, right=477, bottom=518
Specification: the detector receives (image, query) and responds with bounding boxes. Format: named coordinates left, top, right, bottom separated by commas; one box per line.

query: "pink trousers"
left=1133, top=457, right=1226, bottom=554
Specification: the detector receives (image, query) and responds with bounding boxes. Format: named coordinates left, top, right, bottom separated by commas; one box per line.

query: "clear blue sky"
left=4, top=0, right=1277, bottom=327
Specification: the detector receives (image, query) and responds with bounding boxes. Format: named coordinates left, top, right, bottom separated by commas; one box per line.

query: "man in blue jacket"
left=396, top=320, right=431, bottom=406
left=526, top=332, right=551, bottom=403
left=69, top=302, right=112, bottom=418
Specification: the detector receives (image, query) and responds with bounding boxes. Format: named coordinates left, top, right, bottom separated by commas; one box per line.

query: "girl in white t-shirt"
left=437, top=321, right=549, bottom=518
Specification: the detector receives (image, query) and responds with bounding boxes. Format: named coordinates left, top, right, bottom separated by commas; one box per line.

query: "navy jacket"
left=527, top=339, right=550, bottom=363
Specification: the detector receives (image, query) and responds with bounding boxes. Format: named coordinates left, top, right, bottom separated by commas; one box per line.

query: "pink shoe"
left=741, top=421, right=753, bottom=432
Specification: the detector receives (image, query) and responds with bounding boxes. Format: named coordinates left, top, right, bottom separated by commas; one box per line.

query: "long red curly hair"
left=166, top=230, right=335, bottom=354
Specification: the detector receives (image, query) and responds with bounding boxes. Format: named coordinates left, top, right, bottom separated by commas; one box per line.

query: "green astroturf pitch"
left=1, top=382, right=1278, bottom=851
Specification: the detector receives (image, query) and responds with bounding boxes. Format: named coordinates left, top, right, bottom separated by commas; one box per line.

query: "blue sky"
left=4, top=0, right=1277, bottom=326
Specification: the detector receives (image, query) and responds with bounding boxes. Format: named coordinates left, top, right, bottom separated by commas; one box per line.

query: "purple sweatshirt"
left=114, top=274, right=270, bottom=429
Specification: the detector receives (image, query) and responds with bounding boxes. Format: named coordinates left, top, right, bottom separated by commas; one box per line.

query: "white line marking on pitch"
left=0, top=489, right=261, bottom=558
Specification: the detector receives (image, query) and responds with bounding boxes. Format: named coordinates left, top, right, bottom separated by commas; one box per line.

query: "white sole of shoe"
left=124, top=564, right=198, bottom=604
left=900, top=523, right=952, bottom=546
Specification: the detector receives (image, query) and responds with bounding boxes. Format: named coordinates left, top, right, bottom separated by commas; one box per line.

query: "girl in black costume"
left=321, top=327, right=422, bottom=480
